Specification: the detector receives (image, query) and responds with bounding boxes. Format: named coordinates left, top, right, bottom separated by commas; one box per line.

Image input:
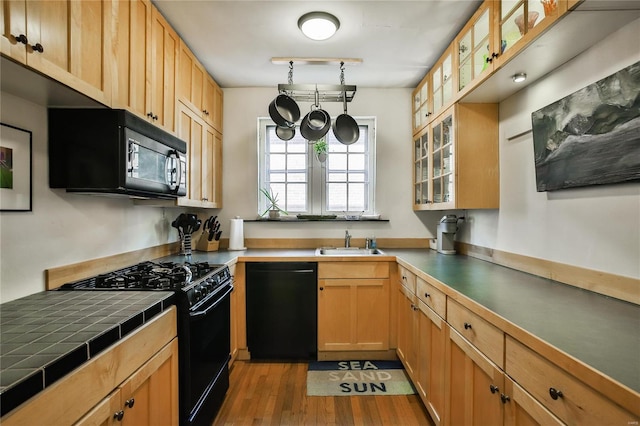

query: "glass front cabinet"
left=456, top=2, right=495, bottom=96
left=412, top=74, right=432, bottom=134
left=413, top=103, right=500, bottom=211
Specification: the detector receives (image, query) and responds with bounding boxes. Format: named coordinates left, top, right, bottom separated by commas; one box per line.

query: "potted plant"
left=260, top=187, right=288, bottom=219
left=313, top=138, right=328, bottom=163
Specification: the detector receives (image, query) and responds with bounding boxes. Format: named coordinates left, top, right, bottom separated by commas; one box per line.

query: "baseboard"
left=457, top=242, right=639, bottom=305
left=317, top=350, right=398, bottom=361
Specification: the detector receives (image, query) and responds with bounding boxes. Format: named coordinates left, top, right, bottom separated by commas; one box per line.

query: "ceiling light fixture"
left=298, top=12, right=340, bottom=41
left=512, top=73, right=527, bottom=83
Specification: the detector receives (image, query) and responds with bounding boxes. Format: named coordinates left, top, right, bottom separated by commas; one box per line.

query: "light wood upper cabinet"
left=414, top=103, right=499, bottom=211
left=176, top=102, right=223, bottom=208
left=493, top=0, right=566, bottom=68
left=412, top=73, right=432, bottom=134
left=0, top=0, right=111, bottom=105
left=179, top=41, right=223, bottom=133
left=318, top=262, right=390, bottom=353
left=456, top=1, right=495, bottom=97
left=431, top=45, right=454, bottom=118
left=111, top=0, right=177, bottom=133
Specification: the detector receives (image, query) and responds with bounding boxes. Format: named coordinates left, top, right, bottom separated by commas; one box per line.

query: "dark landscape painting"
left=531, top=61, right=640, bottom=192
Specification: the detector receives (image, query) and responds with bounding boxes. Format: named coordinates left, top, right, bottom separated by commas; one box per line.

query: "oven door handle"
left=189, top=284, right=232, bottom=319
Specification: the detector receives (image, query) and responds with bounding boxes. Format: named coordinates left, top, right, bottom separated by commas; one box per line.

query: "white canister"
left=228, top=216, right=247, bottom=250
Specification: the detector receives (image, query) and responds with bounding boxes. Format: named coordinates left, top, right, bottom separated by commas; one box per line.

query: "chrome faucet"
left=344, top=230, right=351, bottom=248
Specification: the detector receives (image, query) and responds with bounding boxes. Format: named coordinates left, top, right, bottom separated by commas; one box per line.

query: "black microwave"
left=49, top=109, right=187, bottom=199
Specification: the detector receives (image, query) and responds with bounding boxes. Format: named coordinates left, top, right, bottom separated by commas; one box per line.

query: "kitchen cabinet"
left=0, top=0, right=111, bottom=105
left=412, top=73, right=432, bottom=134
left=431, top=45, right=454, bottom=118
left=318, top=262, right=390, bottom=354
left=456, top=1, right=495, bottom=97
left=396, top=280, right=418, bottom=377
left=76, top=338, right=179, bottom=426
left=503, top=376, right=564, bottom=426
left=176, top=102, right=223, bottom=208
left=445, top=325, right=505, bottom=425
left=493, top=0, right=565, bottom=68
left=111, top=0, right=178, bottom=133
left=178, top=41, right=223, bottom=133
left=505, top=336, right=637, bottom=425
left=413, top=103, right=499, bottom=211
left=2, top=308, right=178, bottom=426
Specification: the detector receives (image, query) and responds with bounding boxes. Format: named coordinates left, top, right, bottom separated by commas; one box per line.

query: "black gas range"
left=58, top=260, right=233, bottom=426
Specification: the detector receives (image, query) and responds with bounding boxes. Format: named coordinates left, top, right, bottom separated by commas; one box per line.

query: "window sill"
left=244, top=217, right=389, bottom=223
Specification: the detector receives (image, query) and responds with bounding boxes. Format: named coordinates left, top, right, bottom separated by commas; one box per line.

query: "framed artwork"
left=1, top=123, right=32, bottom=211
left=531, top=61, right=640, bottom=192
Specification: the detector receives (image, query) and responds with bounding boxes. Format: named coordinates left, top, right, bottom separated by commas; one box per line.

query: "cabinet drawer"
left=319, top=262, right=389, bottom=279
left=416, top=277, right=445, bottom=318
left=398, top=265, right=416, bottom=294
left=506, top=336, right=638, bottom=425
left=447, top=299, right=504, bottom=368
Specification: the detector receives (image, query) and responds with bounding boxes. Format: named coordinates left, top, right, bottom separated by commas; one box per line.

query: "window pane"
left=327, top=183, right=347, bottom=211
left=270, top=173, right=286, bottom=182
left=348, top=183, right=366, bottom=211
left=349, top=136, right=365, bottom=152
left=288, top=138, right=306, bottom=153
left=270, top=154, right=286, bottom=170
left=288, top=172, right=307, bottom=183
left=270, top=138, right=286, bottom=153
left=287, top=184, right=307, bottom=211
left=349, top=172, right=365, bottom=182
left=329, top=153, right=347, bottom=170
left=329, top=173, right=346, bottom=182
left=350, top=154, right=365, bottom=170
left=270, top=183, right=286, bottom=203
left=288, top=154, right=306, bottom=170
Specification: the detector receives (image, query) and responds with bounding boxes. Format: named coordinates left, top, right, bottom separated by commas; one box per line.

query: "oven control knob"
left=200, top=284, right=208, bottom=296
left=193, top=288, right=202, bottom=302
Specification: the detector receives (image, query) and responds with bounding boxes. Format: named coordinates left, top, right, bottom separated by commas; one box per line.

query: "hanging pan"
left=333, top=89, right=359, bottom=145
left=269, top=93, right=300, bottom=128
left=300, top=89, right=331, bottom=141
left=275, top=125, right=295, bottom=141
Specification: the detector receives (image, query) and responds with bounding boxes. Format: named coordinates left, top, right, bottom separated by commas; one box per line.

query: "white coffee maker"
left=437, top=214, right=460, bottom=255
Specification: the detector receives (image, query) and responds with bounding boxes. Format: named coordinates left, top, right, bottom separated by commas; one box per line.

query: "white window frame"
left=257, top=117, right=376, bottom=216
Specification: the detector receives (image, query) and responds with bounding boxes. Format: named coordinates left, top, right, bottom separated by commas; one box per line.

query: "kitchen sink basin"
left=315, top=247, right=386, bottom=256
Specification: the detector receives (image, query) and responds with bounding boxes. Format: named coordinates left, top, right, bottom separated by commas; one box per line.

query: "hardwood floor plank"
left=213, top=361, right=433, bottom=426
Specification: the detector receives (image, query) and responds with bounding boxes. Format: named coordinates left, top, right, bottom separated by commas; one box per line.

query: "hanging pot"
left=269, top=93, right=300, bottom=128
left=300, top=107, right=331, bottom=141
left=300, top=89, right=331, bottom=141
left=333, top=89, right=359, bottom=145
left=275, top=125, right=295, bottom=141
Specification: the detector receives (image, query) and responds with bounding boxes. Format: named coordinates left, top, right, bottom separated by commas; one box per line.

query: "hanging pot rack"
left=273, top=58, right=359, bottom=103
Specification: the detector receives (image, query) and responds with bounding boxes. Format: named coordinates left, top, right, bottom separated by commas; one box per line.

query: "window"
left=258, top=117, right=376, bottom=216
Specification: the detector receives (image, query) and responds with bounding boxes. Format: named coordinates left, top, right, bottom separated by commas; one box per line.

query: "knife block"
left=196, top=233, right=219, bottom=252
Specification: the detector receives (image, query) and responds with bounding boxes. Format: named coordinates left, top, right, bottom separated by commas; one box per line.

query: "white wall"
left=220, top=87, right=442, bottom=240
left=457, top=18, right=640, bottom=279
left=0, top=93, right=182, bottom=303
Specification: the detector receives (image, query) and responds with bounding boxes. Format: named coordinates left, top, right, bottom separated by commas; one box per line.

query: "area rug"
left=307, top=360, right=416, bottom=396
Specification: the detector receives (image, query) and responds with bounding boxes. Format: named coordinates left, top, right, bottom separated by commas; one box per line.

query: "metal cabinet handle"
left=13, top=34, right=28, bottom=44
left=319, top=287, right=324, bottom=291
left=113, top=410, right=124, bottom=421
left=424, top=292, right=430, bottom=298
left=500, top=393, right=511, bottom=403
left=549, top=387, right=563, bottom=400
left=489, top=384, right=499, bottom=394
left=125, top=398, right=135, bottom=408
left=464, top=322, right=472, bottom=330
left=31, top=43, right=44, bottom=53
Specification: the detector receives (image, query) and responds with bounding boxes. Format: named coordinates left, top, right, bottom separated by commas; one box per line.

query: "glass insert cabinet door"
left=431, top=113, right=454, bottom=205
left=414, top=129, right=430, bottom=207
left=412, top=79, right=431, bottom=132
left=458, top=4, right=492, bottom=92
left=499, top=0, right=553, bottom=55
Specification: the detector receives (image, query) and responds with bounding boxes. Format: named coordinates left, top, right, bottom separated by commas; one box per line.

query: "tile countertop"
left=159, top=248, right=640, bottom=393
left=0, top=291, right=175, bottom=416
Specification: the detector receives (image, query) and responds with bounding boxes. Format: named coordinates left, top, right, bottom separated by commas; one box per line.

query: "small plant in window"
left=260, top=187, right=288, bottom=219
left=314, top=138, right=328, bottom=163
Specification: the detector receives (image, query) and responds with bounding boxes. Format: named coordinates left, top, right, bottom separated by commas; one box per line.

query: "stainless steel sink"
left=315, top=247, right=386, bottom=256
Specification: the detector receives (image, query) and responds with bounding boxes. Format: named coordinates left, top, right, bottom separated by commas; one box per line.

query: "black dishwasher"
left=246, top=262, right=317, bottom=360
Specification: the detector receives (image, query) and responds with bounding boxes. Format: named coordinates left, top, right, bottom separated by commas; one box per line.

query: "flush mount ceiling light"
left=298, top=12, right=340, bottom=41
left=512, top=73, right=527, bottom=83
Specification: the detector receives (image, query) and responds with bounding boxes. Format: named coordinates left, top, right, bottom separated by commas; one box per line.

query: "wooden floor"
left=213, top=361, right=434, bottom=426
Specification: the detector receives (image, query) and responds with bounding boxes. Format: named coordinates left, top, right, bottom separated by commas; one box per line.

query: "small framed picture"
left=1, top=123, right=32, bottom=211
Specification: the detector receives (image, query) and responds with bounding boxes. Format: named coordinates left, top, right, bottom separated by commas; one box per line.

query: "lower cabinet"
left=318, top=262, right=390, bottom=353
left=445, top=326, right=505, bottom=425
left=76, top=338, right=179, bottom=425
left=1, top=308, right=178, bottom=426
